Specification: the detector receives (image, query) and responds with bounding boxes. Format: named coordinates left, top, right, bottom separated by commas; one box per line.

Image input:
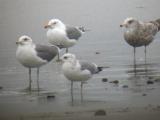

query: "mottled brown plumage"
left=150, top=18, right=160, bottom=31
left=122, top=18, right=158, bottom=47
left=120, top=17, right=160, bottom=66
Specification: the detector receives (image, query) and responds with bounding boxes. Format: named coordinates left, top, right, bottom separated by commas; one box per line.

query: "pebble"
left=109, top=80, right=119, bottom=84
left=94, top=109, right=106, bottom=116
left=0, top=86, right=3, bottom=90
left=142, top=93, right=147, bottom=96
left=122, top=85, right=129, bottom=88
left=47, top=95, right=55, bottom=100
left=95, top=52, right=100, bottom=54
left=102, top=78, right=108, bottom=82
left=154, top=78, right=160, bottom=82
left=147, top=80, right=154, bottom=85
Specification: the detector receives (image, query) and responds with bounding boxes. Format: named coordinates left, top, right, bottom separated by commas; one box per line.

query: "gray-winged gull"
left=61, top=53, right=103, bottom=102
left=16, top=35, right=59, bottom=91
left=120, top=17, right=160, bottom=64
left=44, top=19, right=87, bottom=54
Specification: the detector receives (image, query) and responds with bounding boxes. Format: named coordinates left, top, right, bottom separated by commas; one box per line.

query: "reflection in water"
left=127, top=63, right=158, bottom=77
left=126, top=62, right=159, bottom=93
left=133, top=46, right=148, bottom=77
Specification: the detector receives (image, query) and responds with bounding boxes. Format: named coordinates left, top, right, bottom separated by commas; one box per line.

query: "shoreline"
left=1, top=105, right=160, bottom=120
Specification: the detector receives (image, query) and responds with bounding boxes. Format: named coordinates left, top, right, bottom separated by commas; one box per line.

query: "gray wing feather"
left=66, top=26, right=82, bottom=40
left=35, top=44, right=58, bottom=62
left=80, top=61, right=98, bottom=74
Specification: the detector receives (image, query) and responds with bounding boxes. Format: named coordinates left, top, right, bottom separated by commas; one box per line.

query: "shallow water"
left=1, top=0, right=160, bottom=116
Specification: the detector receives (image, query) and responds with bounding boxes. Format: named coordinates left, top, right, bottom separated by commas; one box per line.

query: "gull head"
left=44, top=19, right=64, bottom=29
left=61, top=53, right=76, bottom=63
left=16, top=35, right=33, bottom=46
left=120, top=17, right=139, bottom=29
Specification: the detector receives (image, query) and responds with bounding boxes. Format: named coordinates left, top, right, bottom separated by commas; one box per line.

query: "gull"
left=61, top=53, right=103, bottom=102
left=44, top=19, right=87, bottom=54
left=120, top=17, right=160, bottom=65
left=16, top=35, right=59, bottom=91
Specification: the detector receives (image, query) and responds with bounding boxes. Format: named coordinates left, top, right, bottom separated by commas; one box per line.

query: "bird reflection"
left=126, top=62, right=158, bottom=94
left=128, top=63, right=157, bottom=77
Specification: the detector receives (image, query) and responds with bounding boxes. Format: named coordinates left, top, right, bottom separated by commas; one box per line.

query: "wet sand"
left=1, top=104, right=160, bottom=120
left=1, top=0, right=160, bottom=119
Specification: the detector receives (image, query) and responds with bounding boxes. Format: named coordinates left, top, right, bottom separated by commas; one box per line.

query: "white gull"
left=61, top=53, right=103, bottom=102
left=44, top=19, right=87, bottom=54
left=16, top=35, right=59, bottom=91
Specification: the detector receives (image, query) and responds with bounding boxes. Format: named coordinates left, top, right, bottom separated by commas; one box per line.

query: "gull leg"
left=71, top=81, right=74, bottom=104
left=144, top=46, right=147, bottom=65
left=28, top=68, right=32, bottom=91
left=37, top=68, right=40, bottom=93
left=56, top=52, right=61, bottom=62
left=133, top=47, right=137, bottom=76
left=66, top=48, right=68, bottom=53
left=144, top=46, right=148, bottom=77
left=81, top=81, right=84, bottom=103
left=58, top=52, right=60, bottom=60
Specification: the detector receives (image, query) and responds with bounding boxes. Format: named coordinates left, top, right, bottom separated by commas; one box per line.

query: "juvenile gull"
left=61, top=53, right=103, bottom=102
left=120, top=17, right=160, bottom=64
left=16, top=35, right=58, bottom=91
left=44, top=19, right=87, bottom=53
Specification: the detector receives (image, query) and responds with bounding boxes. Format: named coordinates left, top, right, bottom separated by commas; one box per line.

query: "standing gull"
left=120, top=17, right=160, bottom=65
left=16, top=35, right=59, bottom=91
left=44, top=19, right=87, bottom=54
left=61, top=53, right=103, bottom=102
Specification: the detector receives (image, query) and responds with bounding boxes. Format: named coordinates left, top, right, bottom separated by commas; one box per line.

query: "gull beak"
left=120, top=24, right=124, bottom=27
left=44, top=24, right=50, bottom=29
left=120, top=22, right=127, bottom=27
left=16, top=41, right=23, bottom=45
left=16, top=41, right=20, bottom=45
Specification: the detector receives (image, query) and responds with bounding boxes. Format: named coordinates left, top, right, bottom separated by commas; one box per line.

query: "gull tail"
left=78, top=26, right=91, bottom=33
left=150, top=18, right=160, bottom=31
left=97, top=66, right=110, bottom=73
left=155, top=18, right=160, bottom=31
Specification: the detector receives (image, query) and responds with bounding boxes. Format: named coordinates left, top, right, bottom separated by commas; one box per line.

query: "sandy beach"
left=1, top=105, right=160, bottom=120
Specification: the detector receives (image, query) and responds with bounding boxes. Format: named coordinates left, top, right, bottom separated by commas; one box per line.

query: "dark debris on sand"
left=147, top=80, right=154, bottom=85
left=109, top=80, right=119, bottom=84
left=122, top=85, right=129, bottom=88
left=95, top=51, right=100, bottom=54
left=102, top=78, right=108, bottom=82
left=94, top=109, right=106, bottom=116
left=0, top=86, right=3, bottom=90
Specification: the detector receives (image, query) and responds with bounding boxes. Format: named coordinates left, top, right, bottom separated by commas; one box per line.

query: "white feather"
left=16, top=44, right=47, bottom=68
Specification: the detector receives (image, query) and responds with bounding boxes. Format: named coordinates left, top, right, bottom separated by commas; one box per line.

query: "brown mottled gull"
left=120, top=17, right=160, bottom=64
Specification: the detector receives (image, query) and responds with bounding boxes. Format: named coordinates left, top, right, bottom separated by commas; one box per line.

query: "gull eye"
left=64, top=56, right=68, bottom=59
left=128, top=20, right=133, bottom=24
left=23, top=38, right=28, bottom=41
left=53, top=21, right=57, bottom=25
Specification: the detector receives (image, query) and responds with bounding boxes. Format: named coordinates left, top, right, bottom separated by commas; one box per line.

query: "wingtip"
left=155, top=18, right=160, bottom=31
left=97, top=67, right=103, bottom=73
left=78, top=26, right=91, bottom=32
left=97, top=66, right=110, bottom=73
